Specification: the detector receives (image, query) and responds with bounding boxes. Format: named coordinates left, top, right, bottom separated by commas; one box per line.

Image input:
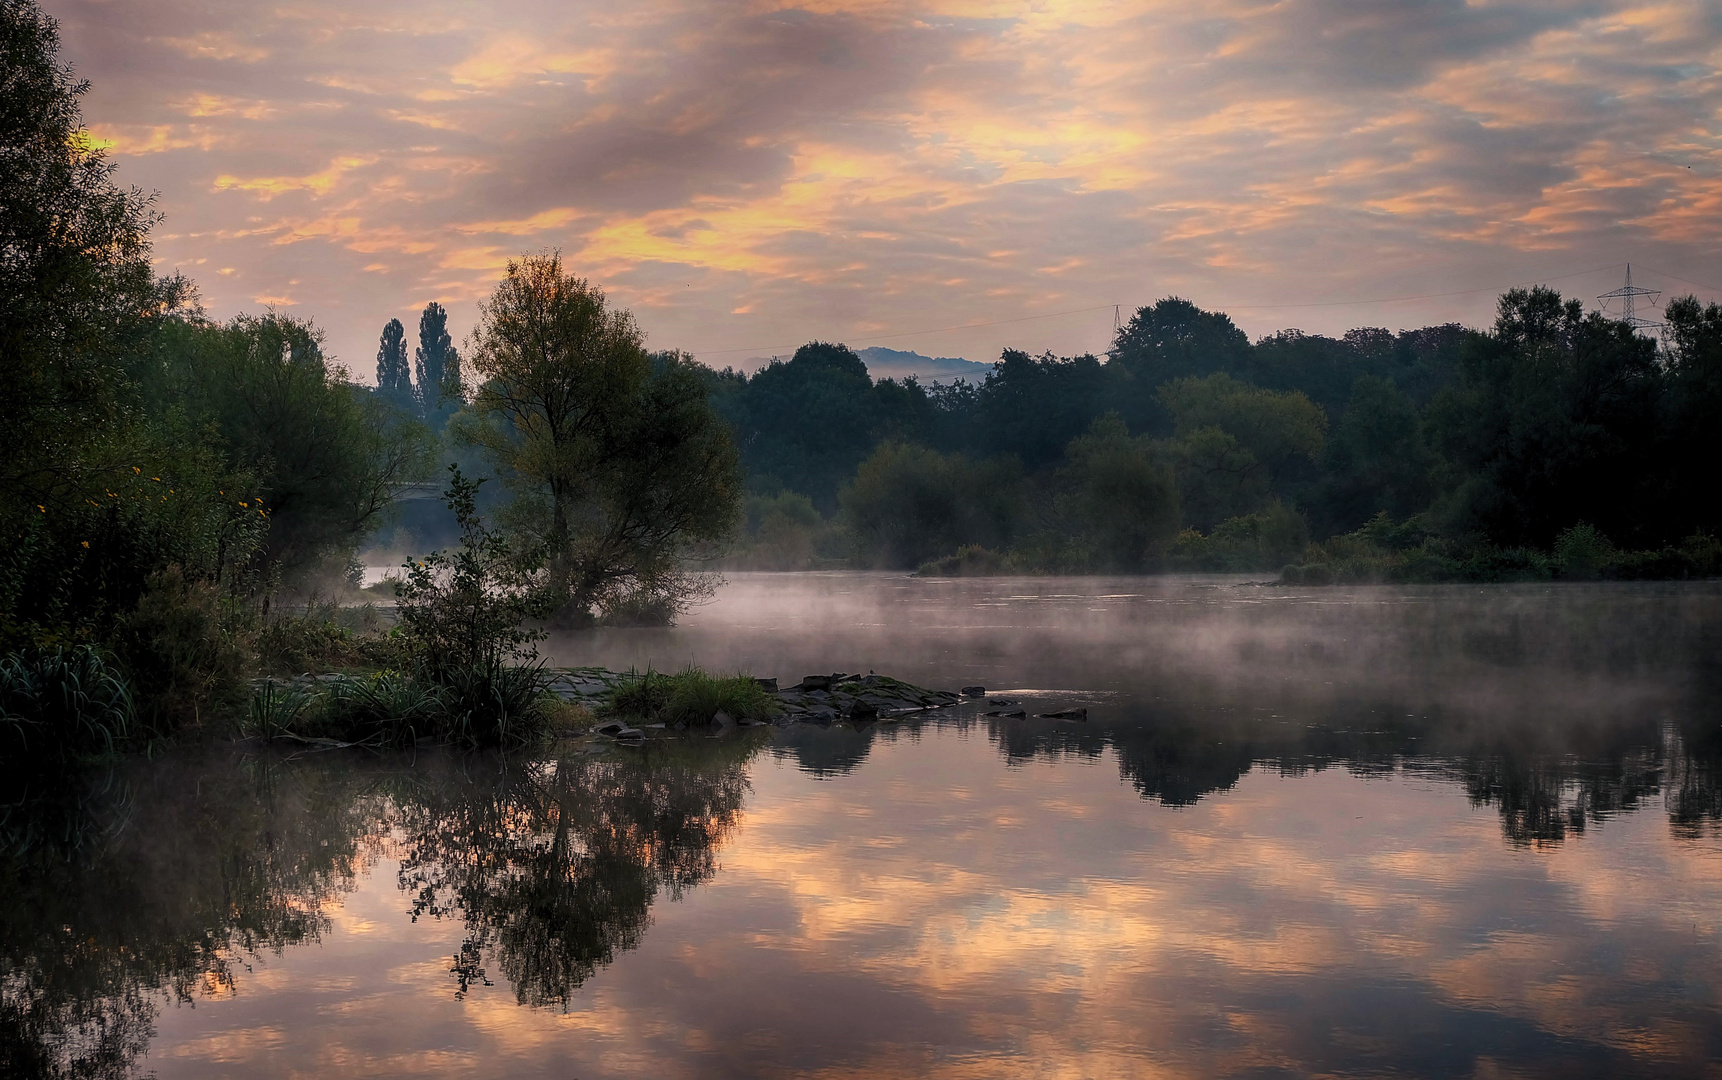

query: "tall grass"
left=243, top=661, right=552, bottom=749
left=605, top=668, right=779, bottom=726
left=0, top=647, right=135, bottom=762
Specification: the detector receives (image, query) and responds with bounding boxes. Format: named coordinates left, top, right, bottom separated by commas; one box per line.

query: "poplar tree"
left=415, top=301, right=461, bottom=416
left=375, top=317, right=412, bottom=408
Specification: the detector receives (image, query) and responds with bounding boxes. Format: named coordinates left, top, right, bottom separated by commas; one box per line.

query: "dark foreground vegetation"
left=3, top=0, right=1719, bottom=765
left=1, top=2, right=740, bottom=762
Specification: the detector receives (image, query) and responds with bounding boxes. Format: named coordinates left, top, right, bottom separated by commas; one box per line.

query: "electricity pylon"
left=1598, top=264, right=1663, bottom=334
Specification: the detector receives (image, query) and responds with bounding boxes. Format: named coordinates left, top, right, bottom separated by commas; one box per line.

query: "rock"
left=1038, top=708, right=1088, bottom=721
left=983, top=709, right=1027, bottom=718
left=614, top=727, right=644, bottom=741
left=754, top=677, right=778, bottom=692
left=847, top=699, right=878, bottom=720
left=961, top=686, right=987, bottom=698
left=987, top=698, right=1020, bottom=706
left=806, top=689, right=831, bottom=702
left=712, top=710, right=736, bottom=729
left=800, top=675, right=832, bottom=691
left=595, top=721, right=628, bottom=737
left=806, top=705, right=838, bottom=723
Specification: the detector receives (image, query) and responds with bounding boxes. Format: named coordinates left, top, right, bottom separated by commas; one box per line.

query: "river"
left=5, top=573, right=1720, bottom=1077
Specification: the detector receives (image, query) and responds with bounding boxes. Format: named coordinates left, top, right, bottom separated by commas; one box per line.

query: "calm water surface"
left=6, top=573, right=1722, bottom=1078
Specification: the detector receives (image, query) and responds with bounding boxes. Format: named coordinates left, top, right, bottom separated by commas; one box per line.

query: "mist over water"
left=555, top=572, right=1716, bottom=736
left=8, top=574, right=1722, bottom=1078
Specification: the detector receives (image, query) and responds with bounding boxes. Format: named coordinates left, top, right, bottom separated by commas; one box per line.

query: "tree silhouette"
left=376, top=317, right=412, bottom=408
left=415, top=302, right=461, bottom=417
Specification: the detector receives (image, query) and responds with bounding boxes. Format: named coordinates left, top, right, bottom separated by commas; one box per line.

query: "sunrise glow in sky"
left=53, top=0, right=1722, bottom=375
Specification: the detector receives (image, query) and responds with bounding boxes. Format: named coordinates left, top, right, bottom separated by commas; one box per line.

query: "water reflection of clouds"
left=121, top=722, right=1722, bottom=1078
left=20, top=575, right=1722, bottom=1077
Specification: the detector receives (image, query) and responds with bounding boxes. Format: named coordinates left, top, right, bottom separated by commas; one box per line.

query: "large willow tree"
left=464, top=253, right=741, bottom=626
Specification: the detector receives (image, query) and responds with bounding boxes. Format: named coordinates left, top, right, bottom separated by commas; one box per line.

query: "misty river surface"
left=8, top=573, right=1722, bottom=1078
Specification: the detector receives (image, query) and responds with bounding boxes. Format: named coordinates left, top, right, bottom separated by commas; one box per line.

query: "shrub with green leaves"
left=113, top=568, right=249, bottom=737
left=395, top=464, right=546, bottom=680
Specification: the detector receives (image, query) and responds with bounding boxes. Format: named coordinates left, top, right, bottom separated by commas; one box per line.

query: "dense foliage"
left=462, top=253, right=742, bottom=626
left=712, top=289, right=1722, bottom=578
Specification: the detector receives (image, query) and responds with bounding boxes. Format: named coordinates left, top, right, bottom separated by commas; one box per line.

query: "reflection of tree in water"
left=1456, top=741, right=1664, bottom=848
left=0, top=736, right=761, bottom=1076
left=980, top=698, right=1722, bottom=846
left=0, top=751, right=381, bottom=1080
left=1667, top=718, right=1722, bottom=839
left=393, top=737, right=759, bottom=1009
left=770, top=720, right=907, bottom=778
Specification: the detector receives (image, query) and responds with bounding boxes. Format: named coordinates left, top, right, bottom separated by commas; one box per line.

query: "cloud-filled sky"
left=51, top=0, right=1722, bottom=377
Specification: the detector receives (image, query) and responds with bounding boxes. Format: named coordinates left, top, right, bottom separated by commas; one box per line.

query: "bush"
left=0, top=646, right=134, bottom=763
left=730, top=491, right=831, bottom=570
left=395, top=465, right=545, bottom=679
left=253, top=601, right=409, bottom=674
left=1167, top=502, right=1311, bottom=572
left=538, top=695, right=594, bottom=733
left=917, top=544, right=1010, bottom=577
left=1059, top=413, right=1181, bottom=568
left=1553, top=523, right=1616, bottom=579
left=841, top=443, right=1025, bottom=569
left=604, top=668, right=779, bottom=726
left=112, top=568, right=249, bottom=737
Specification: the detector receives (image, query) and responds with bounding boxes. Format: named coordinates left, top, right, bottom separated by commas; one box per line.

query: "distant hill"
left=728, top=346, right=993, bottom=383
left=856, top=347, right=992, bottom=383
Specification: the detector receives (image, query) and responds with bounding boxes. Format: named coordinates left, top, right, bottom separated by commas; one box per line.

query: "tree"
left=1157, top=373, right=1326, bottom=529
left=414, top=301, right=461, bottom=419
left=148, top=313, right=431, bottom=584
left=1111, top=298, right=1251, bottom=384
left=1425, top=287, right=1664, bottom=547
left=1057, top=413, right=1180, bottom=568
left=464, top=253, right=741, bottom=626
left=375, top=318, right=412, bottom=409
left=1311, top=375, right=1435, bottom=534
left=970, top=350, right=1111, bottom=468
left=0, top=1, right=251, bottom=643
left=1661, top=295, right=1722, bottom=536
left=1110, top=299, right=1252, bottom=433
left=721, top=342, right=878, bottom=510
left=839, top=442, right=1023, bottom=569
left=1, top=0, right=173, bottom=511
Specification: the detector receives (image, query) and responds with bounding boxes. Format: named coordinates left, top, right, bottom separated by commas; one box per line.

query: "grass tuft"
left=0, top=646, right=135, bottom=763
left=604, top=667, right=779, bottom=726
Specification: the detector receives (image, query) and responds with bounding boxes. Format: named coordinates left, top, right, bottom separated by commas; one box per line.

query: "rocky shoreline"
left=548, top=668, right=965, bottom=722
left=548, top=668, right=1087, bottom=740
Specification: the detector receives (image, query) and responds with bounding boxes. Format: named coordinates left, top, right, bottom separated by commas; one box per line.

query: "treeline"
left=705, top=292, right=1722, bottom=580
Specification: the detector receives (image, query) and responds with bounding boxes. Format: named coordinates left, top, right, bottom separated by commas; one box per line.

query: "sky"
left=51, top=0, right=1722, bottom=379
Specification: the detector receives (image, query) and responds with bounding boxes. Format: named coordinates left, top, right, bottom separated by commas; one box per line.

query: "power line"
left=1632, top=264, right=1722, bottom=295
